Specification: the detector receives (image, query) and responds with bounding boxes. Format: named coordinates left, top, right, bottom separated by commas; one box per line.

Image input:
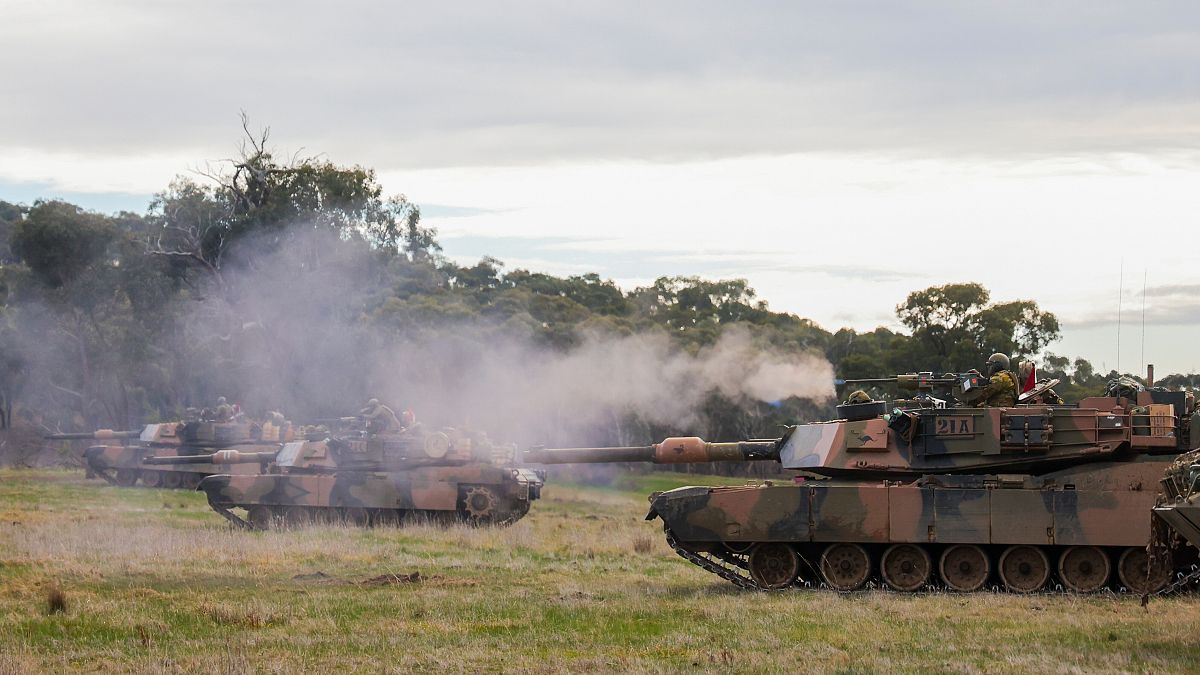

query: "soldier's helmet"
left=365, top=398, right=380, bottom=409
left=844, top=390, right=872, bottom=405
left=986, top=353, right=1010, bottom=376
left=217, top=396, right=227, bottom=405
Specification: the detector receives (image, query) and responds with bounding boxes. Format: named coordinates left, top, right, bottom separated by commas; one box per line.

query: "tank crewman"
left=214, top=396, right=235, bottom=422
left=261, top=410, right=288, bottom=441
left=359, top=398, right=402, bottom=434
left=978, top=353, right=1018, bottom=407
left=400, top=409, right=416, bottom=427
left=844, top=390, right=872, bottom=405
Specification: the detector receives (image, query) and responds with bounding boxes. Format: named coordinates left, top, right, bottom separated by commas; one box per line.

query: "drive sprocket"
left=462, top=486, right=499, bottom=522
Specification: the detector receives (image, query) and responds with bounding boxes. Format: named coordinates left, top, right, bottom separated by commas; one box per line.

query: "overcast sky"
left=2, top=1, right=1198, bottom=373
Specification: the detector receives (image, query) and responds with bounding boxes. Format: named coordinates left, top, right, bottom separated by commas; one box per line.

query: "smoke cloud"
left=6, top=221, right=834, bottom=450
left=209, top=226, right=834, bottom=445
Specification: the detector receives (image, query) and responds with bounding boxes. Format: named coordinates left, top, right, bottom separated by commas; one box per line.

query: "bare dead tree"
left=147, top=113, right=321, bottom=283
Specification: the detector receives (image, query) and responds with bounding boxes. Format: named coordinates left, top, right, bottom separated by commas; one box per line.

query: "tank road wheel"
left=247, top=505, right=274, bottom=531
left=820, top=543, right=871, bottom=591
left=344, top=507, right=370, bottom=527
left=1117, top=548, right=1173, bottom=595
left=939, top=544, right=990, bottom=592
left=282, top=506, right=312, bottom=529
left=182, top=472, right=203, bottom=489
left=160, top=471, right=183, bottom=489
left=999, top=545, right=1050, bottom=593
left=140, top=470, right=163, bottom=488
left=747, top=543, right=800, bottom=590
left=309, top=508, right=338, bottom=526
left=114, top=469, right=139, bottom=487
left=1058, top=546, right=1111, bottom=593
left=881, top=544, right=932, bottom=592
left=462, top=486, right=498, bottom=524
left=372, top=509, right=401, bottom=528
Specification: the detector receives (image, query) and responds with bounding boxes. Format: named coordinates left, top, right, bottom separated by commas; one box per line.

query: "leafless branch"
left=46, top=380, right=84, bottom=399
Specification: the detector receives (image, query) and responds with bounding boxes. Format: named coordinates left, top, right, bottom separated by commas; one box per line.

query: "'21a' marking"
left=934, top=416, right=974, bottom=436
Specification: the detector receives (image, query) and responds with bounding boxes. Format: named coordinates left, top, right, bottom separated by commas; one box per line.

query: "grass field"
left=2, top=468, right=1199, bottom=673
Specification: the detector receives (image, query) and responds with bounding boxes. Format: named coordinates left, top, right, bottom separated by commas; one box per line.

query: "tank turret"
left=528, top=389, right=1199, bottom=595
left=157, top=421, right=544, bottom=531
left=68, top=415, right=296, bottom=490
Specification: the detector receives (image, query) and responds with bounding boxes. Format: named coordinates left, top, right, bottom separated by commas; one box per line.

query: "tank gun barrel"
left=524, top=437, right=779, bottom=465
left=524, top=445, right=657, bottom=464
left=844, top=372, right=962, bottom=390
left=144, top=449, right=277, bottom=466
left=44, top=429, right=140, bottom=440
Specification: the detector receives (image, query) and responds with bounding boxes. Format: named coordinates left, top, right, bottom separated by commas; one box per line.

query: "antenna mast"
left=1116, top=261, right=1123, bottom=376
left=1140, top=269, right=1147, bottom=377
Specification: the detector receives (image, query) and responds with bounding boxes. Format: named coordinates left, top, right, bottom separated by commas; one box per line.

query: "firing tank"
left=47, top=413, right=297, bottom=489
left=148, top=419, right=545, bottom=529
left=525, top=372, right=1200, bottom=594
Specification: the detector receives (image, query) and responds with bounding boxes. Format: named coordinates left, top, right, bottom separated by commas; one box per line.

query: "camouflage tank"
left=525, top=373, right=1200, bottom=594
left=47, top=414, right=296, bottom=490
left=148, top=420, right=545, bottom=529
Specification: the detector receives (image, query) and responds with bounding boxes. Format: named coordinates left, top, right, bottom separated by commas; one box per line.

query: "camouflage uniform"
left=979, top=371, right=1017, bottom=407
left=360, top=399, right=402, bottom=435
left=214, top=397, right=235, bottom=422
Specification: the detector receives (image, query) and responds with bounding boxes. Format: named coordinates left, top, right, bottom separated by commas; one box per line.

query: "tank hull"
left=197, top=465, right=544, bottom=529
left=650, top=457, right=1190, bottom=593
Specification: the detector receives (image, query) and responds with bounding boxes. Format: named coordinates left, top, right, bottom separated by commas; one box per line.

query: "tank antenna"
left=1116, top=260, right=1123, bottom=376
left=1140, top=268, right=1147, bottom=379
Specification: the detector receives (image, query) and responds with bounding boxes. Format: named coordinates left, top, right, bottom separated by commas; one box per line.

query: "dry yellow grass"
left=1, top=468, right=1199, bottom=673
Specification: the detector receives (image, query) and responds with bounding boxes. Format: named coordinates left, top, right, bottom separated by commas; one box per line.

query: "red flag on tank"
left=1021, top=365, right=1037, bottom=393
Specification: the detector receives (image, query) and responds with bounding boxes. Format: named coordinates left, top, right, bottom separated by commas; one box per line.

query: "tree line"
left=0, top=126, right=1192, bottom=453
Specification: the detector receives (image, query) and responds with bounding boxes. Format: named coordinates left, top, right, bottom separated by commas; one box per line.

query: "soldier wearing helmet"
left=214, top=396, right=235, bottom=422
left=359, top=398, right=402, bottom=435
left=844, top=390, right=872, bottom=405
left=978, top=353, right=1017, bottom=407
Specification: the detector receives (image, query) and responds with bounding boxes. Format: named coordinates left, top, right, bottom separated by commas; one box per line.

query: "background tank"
left=526, top=373, right=1199, bottom=595
left=149, top=420, right=545, bottom=529
left=48, top=414, right=296, bottom=489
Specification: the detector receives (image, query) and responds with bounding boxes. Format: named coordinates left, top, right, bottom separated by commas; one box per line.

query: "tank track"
left=90, top=466, right=205, bottom=490
left=210, top=503, right=253, bottom=529
left=664, top=527, right=767, bottom=591
left=664, top=527, right=1198, bottom=596
left=201, top=502, right=530, bottom=531
left=1154, top=565, right=1200, bottom=597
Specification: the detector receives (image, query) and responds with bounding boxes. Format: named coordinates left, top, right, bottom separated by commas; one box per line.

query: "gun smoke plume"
left=8, top=222, right=834, bottom=451
left=214, top=226, right=835, bottom=445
